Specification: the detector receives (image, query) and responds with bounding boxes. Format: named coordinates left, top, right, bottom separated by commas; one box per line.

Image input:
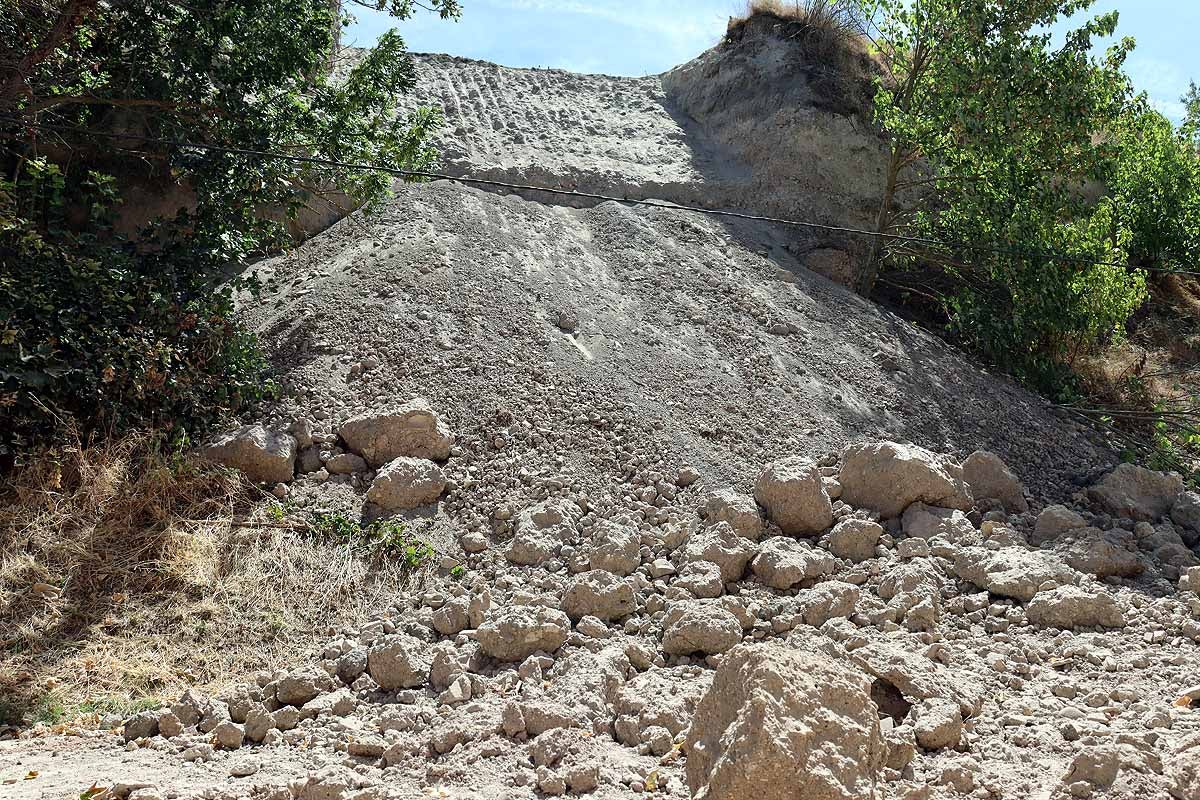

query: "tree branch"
left=0, top=0, right=100, bottom=107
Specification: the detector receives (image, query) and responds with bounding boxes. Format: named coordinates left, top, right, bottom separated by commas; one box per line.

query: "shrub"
left=0, top=161, right=276, bottom=454
left=0, top=0, right=459, bottom=458
left=859, top=0, right=1151, bottom=394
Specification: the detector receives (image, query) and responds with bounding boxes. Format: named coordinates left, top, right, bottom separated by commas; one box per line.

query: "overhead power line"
left=3, top=114, right=1199, bottom=277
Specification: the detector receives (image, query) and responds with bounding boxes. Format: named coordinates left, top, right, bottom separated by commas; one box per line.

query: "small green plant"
left=309, top=512, right=439, bottom=568
left=31, top=692, right=66, bottom=726
left=75, top=696, right=161, bottom=719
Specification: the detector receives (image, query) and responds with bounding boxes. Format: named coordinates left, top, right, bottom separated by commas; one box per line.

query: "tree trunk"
left=857, top=144, right=903, bottom=296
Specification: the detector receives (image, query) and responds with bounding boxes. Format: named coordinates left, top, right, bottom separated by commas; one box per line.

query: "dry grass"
left=0, top=432, right=416, bottom=730
left=730, top=0, right=866, bottom=35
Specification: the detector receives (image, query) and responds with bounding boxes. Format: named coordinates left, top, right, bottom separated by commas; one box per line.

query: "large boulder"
left=365, top=457, right=446, bottom=510
left=839, top=442, right=972, bottom=518
left=561, top=570, right=636, bottom=621
left=588, top=520, right=641, bottom=575
left=661, top=600, right=742, bottom=656
left=750, top=537, right=836, bottom=590
left=476, top=606, right=570, bottom=662
left=367, top=635, right=432, bottom=690
left=1088, top=464, right=1183, bottom=521
left=1026, top=586, right=1126, bottom=629
left=339, top=399, right=453, bottom=467
left=199, top=425, right=296, bottom=484
left=686, top=643, right=884, bottom=800
left=753, top=457, right=833, bottom=536
left=505, top=498, right=580, bottom=566
left=953, top=547, right=1078, bottom=603
left=680, top=521, right=757, bottom=583
left=962, top=450, right=1028, bottom=513
left=703, top=489, right=765, bottom=541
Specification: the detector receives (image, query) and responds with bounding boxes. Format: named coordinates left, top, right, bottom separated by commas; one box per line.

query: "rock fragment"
left=1033, top=504, right=1087, bottom=544
left=199, top=425, right=296, bottom=485
left=367, top=634, right=432, bottom=689
left=839, top=441, right=972, bottom=518
left=750, top=536, right=836, bottom=590
left=953, top=547, right=1078, bottom=602
left=477, top=606, right=570, bottom=662
left=1088, top=464, right=1183, bottom=521
left=913, top=699, right=962, bottom=750
left=365, top=456, right=446, bottom=510
left=703, top=489, right=764, bottom=540
left=1026, top=586, right=1126, bottom=630
left=753, top=456, right=832, bottom=536
left=962, top=450, right=1028, bottom=513
left=685, top=643, right=883, bottom=800
left=561, top=570, right=636, bottom=621
left=680, top=521, right=756, bottom=583
left=828, top=518, right=882, bottom=562
left=339, top=399, right=452, bottom=466
left=588, top=520, right=641, bottom=575
left=661, top=601, right=742, bottom=656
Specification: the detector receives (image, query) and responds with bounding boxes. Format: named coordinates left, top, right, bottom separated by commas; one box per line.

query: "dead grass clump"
left=730, top=0, right=866, bottom=38
left=0, top=432, right=416, bottom=730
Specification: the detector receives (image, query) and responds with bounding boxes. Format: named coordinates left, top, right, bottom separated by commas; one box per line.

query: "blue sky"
left=346, top=1, right=1198, bottom=121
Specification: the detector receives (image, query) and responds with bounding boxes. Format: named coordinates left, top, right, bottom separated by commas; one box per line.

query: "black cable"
left=4, top=113, right=1199, bottom=277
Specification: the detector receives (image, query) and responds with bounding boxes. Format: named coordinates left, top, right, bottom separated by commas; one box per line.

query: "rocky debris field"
left=6, top=21, right=1200, bottom=800
left=6, top=419, right=1200, bottom=800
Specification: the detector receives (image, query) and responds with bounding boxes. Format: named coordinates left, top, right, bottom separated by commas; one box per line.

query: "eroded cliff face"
left=390, top=16, right=889, bottom=284
left=662, top=14, right=888, bottom=236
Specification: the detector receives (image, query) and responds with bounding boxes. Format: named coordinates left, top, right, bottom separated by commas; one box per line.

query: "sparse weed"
left=309, top=512, right=438, bottom=568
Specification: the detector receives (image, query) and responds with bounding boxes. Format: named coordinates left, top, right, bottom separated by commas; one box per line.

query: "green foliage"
left=0, top=158, right=277, bottom=446
left=859, top=0, right=1151, bottom=392
left=0, top=0, right=459, bottom=454
left=1100, top=99, right=1200, bottom=273
left=1183, top=81, right=1200, bottom=151
left=31, top=691, right=66, bottom=726
left=310, top=511, right=438, bottom=568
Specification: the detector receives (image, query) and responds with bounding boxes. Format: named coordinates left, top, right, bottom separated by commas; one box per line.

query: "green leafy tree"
left=1182, top=80, right=1200, bottom=151
left=856, top=0, right=1147, bottom=389
left=1101, top=97, right=1200, bottom=273
left=0, top=0, right=459, bottom=455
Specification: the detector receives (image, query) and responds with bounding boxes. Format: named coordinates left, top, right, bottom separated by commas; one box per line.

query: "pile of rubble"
left=103, top=407, right=1200, bottom=800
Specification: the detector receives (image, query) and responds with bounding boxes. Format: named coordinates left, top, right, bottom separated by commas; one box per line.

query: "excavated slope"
left=250, top=27, right=1108, bottom=514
